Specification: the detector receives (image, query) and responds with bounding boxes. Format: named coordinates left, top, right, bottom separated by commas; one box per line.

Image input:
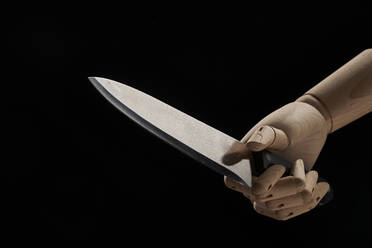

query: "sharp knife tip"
left=88, top=76, right=101, bottom=85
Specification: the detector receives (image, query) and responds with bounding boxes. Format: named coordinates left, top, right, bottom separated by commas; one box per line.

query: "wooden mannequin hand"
left=222, top=101, right=330, bottom=220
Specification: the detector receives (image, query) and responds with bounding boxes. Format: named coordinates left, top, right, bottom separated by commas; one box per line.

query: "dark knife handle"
left=251, top=150, right=333, bottom=206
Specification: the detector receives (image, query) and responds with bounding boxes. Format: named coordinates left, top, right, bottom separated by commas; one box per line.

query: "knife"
left=89, top=77, right=333, bottom=205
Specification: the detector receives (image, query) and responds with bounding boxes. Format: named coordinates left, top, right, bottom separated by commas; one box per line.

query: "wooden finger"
left=245, top=126, right=275, bottom=151
left=275, top=202, right=314, bottom=220
left=224, top=176, right=253, bottom=197
left=252, top=164, right=286, bottom=195
left=246, top=126, right=289, bottom=151
left=264, top=192, right=306, bottom=210
left=291, top=159, right=306, bottom=181
left=253, top=201, right=299, bottom=221
left=254, top=181, right=330, bottom=221
left=269, top=126, right=290, bottom=151
left=301, top=170, right=318, bottom=203
left=222, top=141, right=252, bottom=165
left=312, top=182, right=330, bottom=205
left=253, top=202, right=278, bottom=220
left=275, top=182, right=330, bottom=220
left=277, top=182, right=329, bottom=220
left=255, top=176, right=305, bottom=201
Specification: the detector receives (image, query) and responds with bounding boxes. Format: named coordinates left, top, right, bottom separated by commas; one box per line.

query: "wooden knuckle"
left=312, top=182, right=330, bottom=204
left=266, top=192, right=305, bottom=210
left=277, top=206, right=311, bottom=220
left=252, top=164, right=285, bottom=195
left=264, top=201, right=278, bottom=210
left=246, top=126, right=275, bottom=151
left=265, top=197, right=288, bottom=210
left=294, top=177, right=306, bottom=191
left=255, top=193, right=275, bottom=202
left=276, top=209, right=296, bottom=220
left=269, top=126, right=289, bottom=151
left=301, top=190, right=313, bottom=204
left=276, top=176, right=305, bottom=194
left=266, top=201, right=288, bottom=211
left=254, top=201, right=298, bottom=221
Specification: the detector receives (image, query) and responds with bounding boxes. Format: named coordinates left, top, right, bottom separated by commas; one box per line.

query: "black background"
left=5, top=3, right=372, bottom=243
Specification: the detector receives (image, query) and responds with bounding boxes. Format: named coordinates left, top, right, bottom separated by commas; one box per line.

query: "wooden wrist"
left=297, top=49, right=372, bottom=133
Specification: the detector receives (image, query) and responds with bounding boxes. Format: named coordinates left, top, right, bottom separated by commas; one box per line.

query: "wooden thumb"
left=246, top=125, right=289, bottom=151
left=222, top=141, right=252, bottom=165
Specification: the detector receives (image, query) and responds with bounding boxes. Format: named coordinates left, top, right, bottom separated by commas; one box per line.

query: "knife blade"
left=89, top=77, right=253, bottom=187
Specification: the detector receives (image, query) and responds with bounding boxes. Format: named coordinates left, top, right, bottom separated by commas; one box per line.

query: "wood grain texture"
left=245, top=125, right=289, bottom=151
left=252, top=164, right=286, bottom=195
left=253, top=181, right=329, bottom=221
left=299, top=49, right=372, bottom=132
left=241, top=102, right=329, bottom=170
left=291, top=159, right=306, bottom=181
left=302, top=170, right=318, bottom=203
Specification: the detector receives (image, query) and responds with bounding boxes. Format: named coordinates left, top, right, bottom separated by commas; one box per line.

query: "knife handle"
left=251, top=150, right=333, bottom=206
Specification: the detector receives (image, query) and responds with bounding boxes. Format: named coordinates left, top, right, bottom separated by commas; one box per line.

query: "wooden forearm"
left=297, top=49, right=372, bottom=133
